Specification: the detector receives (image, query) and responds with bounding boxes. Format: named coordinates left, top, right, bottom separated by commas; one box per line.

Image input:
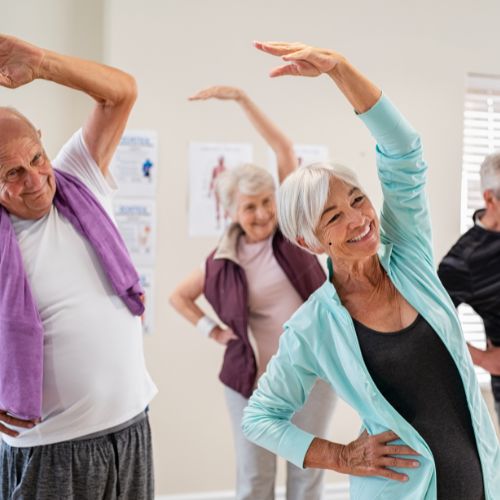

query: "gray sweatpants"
left=225, top=379, right=336, bottom=500
left=0, top=413, right=153, bottom=500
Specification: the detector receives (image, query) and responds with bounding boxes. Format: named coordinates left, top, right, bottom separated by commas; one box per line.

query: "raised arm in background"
left=190, top=85, right=297, bottom=182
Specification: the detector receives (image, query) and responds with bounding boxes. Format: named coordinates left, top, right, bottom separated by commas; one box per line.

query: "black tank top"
left=354, top=314, right=484, bottom=499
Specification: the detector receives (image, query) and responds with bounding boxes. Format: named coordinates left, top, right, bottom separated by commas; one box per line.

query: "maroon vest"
left=204, top=229, right=326, bottom=398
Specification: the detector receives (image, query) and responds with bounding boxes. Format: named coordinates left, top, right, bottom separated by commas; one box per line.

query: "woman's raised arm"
left=189, top=85, right=297, bottom=182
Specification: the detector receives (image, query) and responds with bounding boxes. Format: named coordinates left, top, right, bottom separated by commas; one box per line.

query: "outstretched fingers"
left=188, top=90, right=209, bottom=101
left=0, top=71, right=13, bottom=88
left=269, top=63, right=301, bottom=78
left=253, top=41, right=305, bottom=56
left=188, top=85, right=241, bottom=101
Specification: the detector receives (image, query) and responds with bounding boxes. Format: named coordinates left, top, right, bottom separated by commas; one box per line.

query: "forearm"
left=38, top=48, right=136, bottom=171
left=237, top=92, right=297, bottom=181
left=169, top=292, right=207, bottom=327
left=483, top=355, right=500, bottom=375
left=468, top=343, right=484, bottom=366
left=327, top=59, right=381, bottom=114
left=469, top=344, right=500, bottom=375
left=38, top=49, right=136, bottom=108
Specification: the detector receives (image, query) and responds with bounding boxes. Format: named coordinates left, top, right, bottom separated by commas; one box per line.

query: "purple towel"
left=0, top=169, right=144, bottom=420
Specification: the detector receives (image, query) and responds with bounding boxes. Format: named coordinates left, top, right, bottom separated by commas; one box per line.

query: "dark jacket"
left=438, top=209, right=500, bottom=401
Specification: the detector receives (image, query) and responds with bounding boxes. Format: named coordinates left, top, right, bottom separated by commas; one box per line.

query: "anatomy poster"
left=188, top=142, right=253, bottom=237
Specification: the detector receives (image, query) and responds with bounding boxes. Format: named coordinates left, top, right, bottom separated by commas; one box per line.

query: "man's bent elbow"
left=121, top=73, right=138, bottom=106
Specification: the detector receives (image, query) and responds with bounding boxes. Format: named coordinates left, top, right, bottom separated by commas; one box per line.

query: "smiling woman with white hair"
left=242, top=41, right=500, bottom=500
left=169, top=87, right=336, bottom=500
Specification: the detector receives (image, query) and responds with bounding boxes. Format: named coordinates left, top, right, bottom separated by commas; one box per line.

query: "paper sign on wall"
left=188, top=142, right=253, bottom=237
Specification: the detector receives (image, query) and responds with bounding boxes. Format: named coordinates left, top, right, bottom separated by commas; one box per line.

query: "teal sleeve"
left=241, top=329, right=318, bottom=469
left=358, top=94, right=433, bottom=262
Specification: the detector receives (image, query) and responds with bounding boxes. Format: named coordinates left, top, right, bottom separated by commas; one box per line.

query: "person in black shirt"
left=438, top=151, right=500, bottom=426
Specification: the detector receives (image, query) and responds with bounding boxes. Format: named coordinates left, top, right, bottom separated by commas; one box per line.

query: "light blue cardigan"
left=242, top=94, right=500, bottom=499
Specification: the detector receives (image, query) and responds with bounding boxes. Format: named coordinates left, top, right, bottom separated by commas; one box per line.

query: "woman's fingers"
left=269, top=60, right=320, bottom=78
left=188, top=86, right=241, bottom=101
left=282, top=48, right=311, bottom=62
left=188, top=91, right=206, bottom=100
left=373, top=466, right=409, bottom=482
left=269, top=63, right=301, bottom=78
left=0, top=72, right=13, bottom=88
left=254, top=41, right=304, bottom=56
left=189, top=88, right=216, bottom=100
left=375, top=430, right=400, bottom=443
left=379, top=456, right=420, bottom=469
left=384, top=444, right=420, bottom=456
left=226, top=329, right=238, bottom=341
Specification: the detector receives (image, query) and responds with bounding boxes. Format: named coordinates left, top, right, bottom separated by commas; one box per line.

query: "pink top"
left=237, top=234, right=304, bottom=382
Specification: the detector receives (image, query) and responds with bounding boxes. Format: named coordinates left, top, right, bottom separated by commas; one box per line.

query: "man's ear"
left=37, top=129, right=42, bottom=139
left=483, top=189, right=496, bottom=209
left=296, top=236, right=324, bottom=255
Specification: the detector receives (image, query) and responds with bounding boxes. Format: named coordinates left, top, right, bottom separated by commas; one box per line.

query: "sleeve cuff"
left=358, top=94, right=419, bottom=155
left=278, top=425, right=316, bottom=469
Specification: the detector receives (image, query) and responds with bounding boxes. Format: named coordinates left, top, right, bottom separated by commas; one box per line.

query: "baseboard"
left=157, top=482, right=350, bottom=500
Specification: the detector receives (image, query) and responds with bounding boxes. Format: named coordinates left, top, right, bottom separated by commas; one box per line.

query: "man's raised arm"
left=0, top=33, right=137, bottom=174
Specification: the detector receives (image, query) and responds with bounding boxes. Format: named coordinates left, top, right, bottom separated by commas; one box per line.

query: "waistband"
left=72, top=410, right=147, bottom=442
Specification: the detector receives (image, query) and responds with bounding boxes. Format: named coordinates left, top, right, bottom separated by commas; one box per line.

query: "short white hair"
left=216, top=164, right=275, bottom=215
left=480, top=152, right=500, bottom=197
left=278, top=162, right=362, bottom=249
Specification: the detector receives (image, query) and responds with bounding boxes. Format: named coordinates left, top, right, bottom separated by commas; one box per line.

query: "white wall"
left=102, top=0, right=500, bottom=494
left=2, top=0, right=500, bottom=496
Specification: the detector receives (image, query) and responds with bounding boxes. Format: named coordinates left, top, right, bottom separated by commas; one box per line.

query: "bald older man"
left=0, top=34, right=157, bottom=499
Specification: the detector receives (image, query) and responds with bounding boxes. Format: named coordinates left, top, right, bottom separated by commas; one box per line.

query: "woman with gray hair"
left=169, top=88, right=336, bottom=500
left=242, top=41, right=500, bottom=499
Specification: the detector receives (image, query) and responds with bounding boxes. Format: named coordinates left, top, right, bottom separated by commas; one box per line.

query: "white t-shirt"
left=2, top=130, right=157, bottom=447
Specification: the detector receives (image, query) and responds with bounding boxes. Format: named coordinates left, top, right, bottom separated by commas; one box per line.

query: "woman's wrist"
left=326, top=55, right=348, bottom=80
left=327, top=58, right=381, bottom=114
left=196, top=315, right=218, bottom=337
left=236, top=90, right=250, bottom=105
left=304, top=437, right=345, bottom=471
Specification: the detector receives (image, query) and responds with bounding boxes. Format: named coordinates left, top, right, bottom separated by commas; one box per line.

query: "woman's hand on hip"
left=209, top=326, right=238, bottom=345
left=339, top=430, right=420, bottom=482
left=254, top=41, right=346, bottom=79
